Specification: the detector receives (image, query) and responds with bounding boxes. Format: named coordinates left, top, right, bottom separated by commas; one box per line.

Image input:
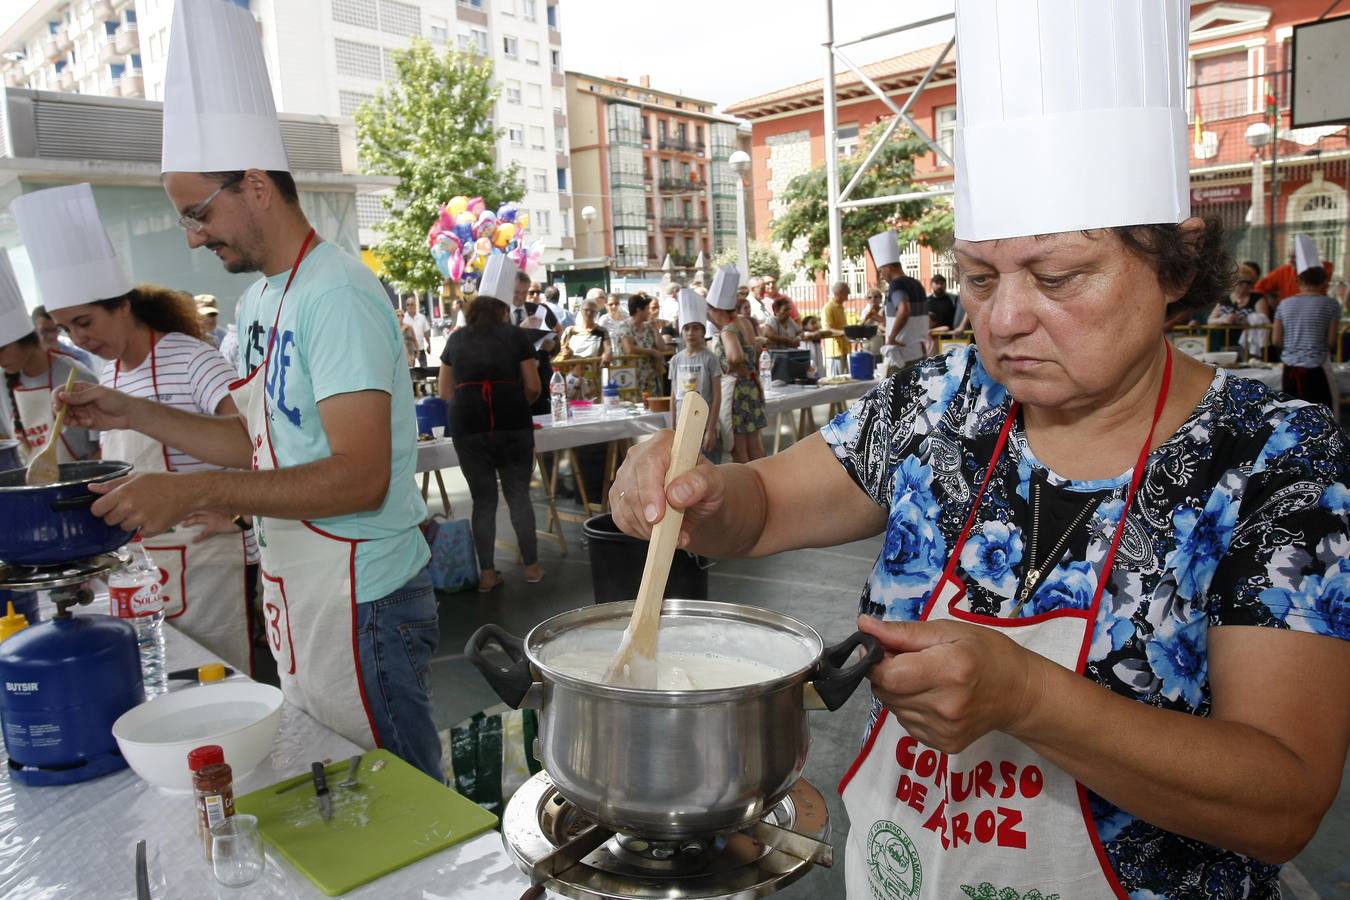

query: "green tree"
left=712, top=241, right=785, bottom=282
left=356, top=41, right=524, bottom=291
left=771, top=126, right=953, bottom=277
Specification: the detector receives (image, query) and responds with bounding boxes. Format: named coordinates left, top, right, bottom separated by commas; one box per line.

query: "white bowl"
left=112, top=682, right=283, bottom=793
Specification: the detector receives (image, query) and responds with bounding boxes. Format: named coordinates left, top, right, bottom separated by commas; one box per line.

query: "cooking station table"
left=762, top=380, right=877, bottom=453
left=0, top=620, right=534, bottom=899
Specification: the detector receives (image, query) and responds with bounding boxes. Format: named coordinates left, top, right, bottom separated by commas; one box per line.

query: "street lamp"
left=1245, top=123, right=1272, bottom=269
left=729, top=150, right=751, bottom=280
left=580, top=205, right=597, bottom=260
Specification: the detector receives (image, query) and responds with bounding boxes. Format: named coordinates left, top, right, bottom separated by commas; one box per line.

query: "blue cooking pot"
left=0, top=461, right=134, bottom=566
left=0, top=439, right=21, bottom=473
left=415, top=396, right=448, bottom=437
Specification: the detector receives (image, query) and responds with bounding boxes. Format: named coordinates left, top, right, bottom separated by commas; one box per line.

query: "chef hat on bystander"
left=954, top=0, right=1191, bottom=241
left=678, top=288, right=707, bottom=329
left=1294, top=234, right=1323, bottom=275
left=0, top=250, right=35, bottom=346
left=706, top=266, right=741, bottom=311
left=161, top=0, right=290, bottom=174
left=479, top=254, right=519, bottom=303
left=10, top=183, right=134, bottom=312
left=867, top=232, right=900, bottom=268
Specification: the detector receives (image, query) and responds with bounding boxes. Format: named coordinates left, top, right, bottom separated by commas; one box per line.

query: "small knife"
left=311, top=761, right=333, bottom=821
left=135, top=839, right=150, bottom=900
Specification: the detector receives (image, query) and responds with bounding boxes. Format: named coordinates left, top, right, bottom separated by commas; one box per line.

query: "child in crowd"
left=800, top=315, right=826, bottom=379
left=669, top=289, right=722, bottom=460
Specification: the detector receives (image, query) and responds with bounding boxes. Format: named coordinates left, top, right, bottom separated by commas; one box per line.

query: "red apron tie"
left=456, top=380, right=514, bottom=432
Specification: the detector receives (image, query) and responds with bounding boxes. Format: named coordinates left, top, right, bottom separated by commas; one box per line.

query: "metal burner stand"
left=503, top=771, right=832, bottom=900
left=0, top=553, right=124, bottom=592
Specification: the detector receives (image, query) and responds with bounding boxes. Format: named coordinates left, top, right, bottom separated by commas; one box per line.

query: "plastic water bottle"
left=108, top=536, right=167, bottom=697
left=549, top=370, right=568, bottom=424
left=759, top=350, right=773, bottom=385
left=602, top=381, right=620, bottom=416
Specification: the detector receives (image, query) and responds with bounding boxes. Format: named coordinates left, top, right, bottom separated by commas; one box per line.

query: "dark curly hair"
left=1113, top=218, right=1230, bottom=313
left=94, top=284, right=208, bottom=341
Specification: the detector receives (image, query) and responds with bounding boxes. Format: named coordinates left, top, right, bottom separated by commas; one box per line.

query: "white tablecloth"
left=0, top=619, right=530, bottom=900
left=416, top=381, right=877, bottom=474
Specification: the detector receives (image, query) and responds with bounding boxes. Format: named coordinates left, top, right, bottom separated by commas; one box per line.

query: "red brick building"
left=725, top=2, right=1349, bottom=306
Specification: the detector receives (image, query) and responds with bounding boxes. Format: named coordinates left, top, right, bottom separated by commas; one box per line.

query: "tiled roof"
left=724, top=43, right=954, bottom=118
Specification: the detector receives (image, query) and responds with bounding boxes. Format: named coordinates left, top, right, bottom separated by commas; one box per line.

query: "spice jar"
left=188, top=744, right=235, bottom=861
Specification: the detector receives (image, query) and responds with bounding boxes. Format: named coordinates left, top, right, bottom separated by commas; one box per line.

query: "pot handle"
left=465, top=624, right=539, bottom=710
left=805, top=631, right=882, bottom=712
left=50, top=493, right=98, bottom=511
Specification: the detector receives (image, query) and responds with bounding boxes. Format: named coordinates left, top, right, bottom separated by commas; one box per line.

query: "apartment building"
left=0, top=0, right=575, bottom=263
left=566, top=70, right=752, bottom=277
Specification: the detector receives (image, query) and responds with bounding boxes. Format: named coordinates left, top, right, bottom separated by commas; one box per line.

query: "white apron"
left=228, top=231, right=378, bottom=749
left=103, top=336, right=253, bottom=674
left=12, top=351, right=79, bottom=463
left=841, top=348, right=1173, bottom=899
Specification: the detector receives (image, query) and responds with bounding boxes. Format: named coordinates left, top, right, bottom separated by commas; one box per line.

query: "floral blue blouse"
left=822, top=345, right=1350, bottom=898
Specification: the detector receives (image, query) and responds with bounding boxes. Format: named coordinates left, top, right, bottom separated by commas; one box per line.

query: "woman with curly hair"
left=611, top=5, right=1349, bottom=893
left=50, top=281, right=256, bottom=674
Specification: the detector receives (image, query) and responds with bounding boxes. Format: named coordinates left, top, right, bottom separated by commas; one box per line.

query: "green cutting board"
left=235, top=749, right=499, bottom=896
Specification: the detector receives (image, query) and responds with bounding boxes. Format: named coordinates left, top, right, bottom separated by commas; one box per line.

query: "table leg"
left=600, top=439, right=623, bottom=512
left=537, top=452, right=567, bottom=556
left=433, top=470, right=452, bottom=518
left=420, top=471, right=430, bottom=501
left=569, top=448, right=597, bottom=515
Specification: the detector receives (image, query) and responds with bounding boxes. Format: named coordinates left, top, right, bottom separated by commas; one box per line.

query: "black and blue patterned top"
left=822, top=344, right=1350, bottom=898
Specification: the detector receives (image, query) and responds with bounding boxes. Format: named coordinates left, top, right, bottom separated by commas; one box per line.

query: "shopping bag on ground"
left=424, top=515, right=478, bottom=593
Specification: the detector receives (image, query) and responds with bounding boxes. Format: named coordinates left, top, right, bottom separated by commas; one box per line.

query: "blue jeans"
left=356, top=567, right=444, bottom=782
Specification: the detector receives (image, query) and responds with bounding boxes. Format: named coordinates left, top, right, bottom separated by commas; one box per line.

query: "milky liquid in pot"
left=539, top=618, right=817, bottom=690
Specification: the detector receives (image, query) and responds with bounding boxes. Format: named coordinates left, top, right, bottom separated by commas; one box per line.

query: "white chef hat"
left=1294, top=235, right=1323, bottom=274
left=678, top=288, right=707, bottom=329
left=479, top=254, right=519, bottom=303
left=0, top=249, right=35, bottom=347
left=955, top=0, right=1191, bottom=241
left=161, top=0, right=290, bottom=174
left=706, top=266, right=740, bottom=311
left=10, top=183, right=134, bottom=312
left=868, top=231, right=900, bottom=268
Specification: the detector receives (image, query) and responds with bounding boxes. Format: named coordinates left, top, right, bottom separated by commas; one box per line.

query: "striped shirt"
left=99, top=331, right=236, bottom=472
left=1275, top=293, right=1341, bottom=368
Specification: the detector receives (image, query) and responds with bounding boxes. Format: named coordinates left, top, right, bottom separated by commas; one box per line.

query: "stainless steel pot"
left=466, top=599, right=880, bottom=840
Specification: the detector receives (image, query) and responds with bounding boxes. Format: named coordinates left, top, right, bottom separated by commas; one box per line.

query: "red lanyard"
left=938, top=345, right=1174, bottom=615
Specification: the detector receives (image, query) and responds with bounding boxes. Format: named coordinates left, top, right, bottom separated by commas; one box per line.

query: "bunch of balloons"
left=428, top=195, right=545, bottom=285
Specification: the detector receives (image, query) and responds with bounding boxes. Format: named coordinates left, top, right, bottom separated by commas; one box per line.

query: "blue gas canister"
left=415, top=396, right=449, bottom=436
left=849, top=351, right=876, bottom=381
left=0, top=613, right=144, bottom=785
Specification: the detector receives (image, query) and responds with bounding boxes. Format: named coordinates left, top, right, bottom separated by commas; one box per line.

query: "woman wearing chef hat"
left=609, top=1, right=1349, bottom=894
left=10, top=183, right=256, bottom=675
left=0, top=249, right=100, bottom=463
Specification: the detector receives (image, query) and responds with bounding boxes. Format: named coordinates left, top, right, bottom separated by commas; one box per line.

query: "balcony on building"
left=658, top=175, right=697, bottom=193
left=5, top=71, right=26, bottom=89
left=44, top=37, right=62, bottom=62
left=114, top=24, right=138, bottom=56
left=112, top=0, right=134, bottom=10
left=658, top=135, right=692, bottom=153
left=58, top=69, right=75, bottom=91
left=115, top=69, right=143, bottom=98
left=99, top=37, right=118, bottom=65
left=92, top=0, right=114, bottom=18
left=56, top=27, right=73, bottom=54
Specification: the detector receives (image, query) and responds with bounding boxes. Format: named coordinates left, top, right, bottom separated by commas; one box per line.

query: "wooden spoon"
left=25, top=368, right=77, bottom=486
left=604, top=391, right=709, bottom=687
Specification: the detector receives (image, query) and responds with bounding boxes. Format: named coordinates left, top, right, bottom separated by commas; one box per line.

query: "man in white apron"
left=870, top=231, right=930, bottom=376
left=53, top=0, right=442, bottom=782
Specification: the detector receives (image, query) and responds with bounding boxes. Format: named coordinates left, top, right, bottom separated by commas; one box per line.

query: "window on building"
left=685, top=237, right=695, bottom=257
left=527, top=125, right=546, bottom=149
left=554, top=129, right=565, bottom=152
left=663, top=198, right=675, bottom=217
left=1192, top=50, right=1250, bottom=121
left=547, top=4, right=558, bottom=28
left=505, top=78, right=521, bottom=104
left=675, top=122, right=686, bottom=143
left=130, top=53, right=141, bottom=70
left=679, top=161, right=691, bottom=179
left=550, top=49, right=562, bottom=73
left=532, top=169, right=548, bottom=191
left=682, top=199, right=693, bottom=219
left=339, top=90, right=375, bottom=116
left=836, top=121, right=859, bottom=158
left=378, top=0, right=420, bottom=36
left=658, top=119, right=667, bottom=139
left=535, top=209, right=550, bottom=233
left=334, top=38, right=382, bottom=79
left=429, top=15, right=449, bottom=43
left=526, top=83, right=542, bottom=107
left=472, top=29, right=488, bottom=54
left=522, top=0, right=538, bottom=20
left=935, top=106, right=956, bottom=162
left=661, top=159, right=671, bottom=178
left=331, top=0, right=377, bottom=28
left=552, top=88, right=563, bottom=113
left=524, top=39, right=540, bottom=65
left=502, top=35, right=518, bottom=58
left=500, top=0, right=514, bottom=14
left=508, top=123, right=525, bottom=146
left=458, top=0, right=483, bottom=8
left=556, top=168, right=567, bottom=191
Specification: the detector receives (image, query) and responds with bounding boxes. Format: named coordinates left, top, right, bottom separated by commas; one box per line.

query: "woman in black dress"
left=438, top=292, right=543, bottom=591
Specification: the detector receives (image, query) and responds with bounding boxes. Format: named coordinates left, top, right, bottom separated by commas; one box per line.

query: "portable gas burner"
left=0, top=553, right=124, bottom=595
left=502, top=771, right=832, bottom=900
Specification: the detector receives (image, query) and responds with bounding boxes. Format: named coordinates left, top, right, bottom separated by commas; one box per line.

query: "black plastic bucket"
left=582, top=513, right=709, bottom=605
